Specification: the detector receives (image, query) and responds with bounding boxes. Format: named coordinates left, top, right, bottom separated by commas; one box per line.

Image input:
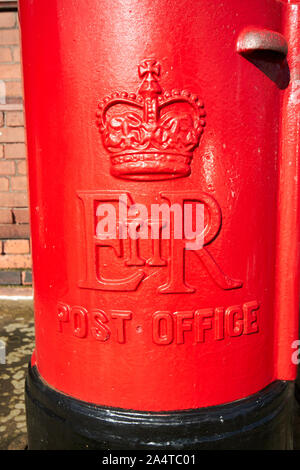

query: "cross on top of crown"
left=138, top=59, right=162, bottom=98
left=138, top=59, right=160, bottom=78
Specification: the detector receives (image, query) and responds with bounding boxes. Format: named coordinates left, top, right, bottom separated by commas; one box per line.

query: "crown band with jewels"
left=96, top=59, right=206, bottom=180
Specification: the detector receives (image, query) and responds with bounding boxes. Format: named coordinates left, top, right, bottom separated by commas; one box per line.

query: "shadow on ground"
left=0, top=289, right=34, bottom=450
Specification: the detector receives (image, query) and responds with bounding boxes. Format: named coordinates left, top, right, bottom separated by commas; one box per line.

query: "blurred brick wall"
left=0, top=8, right=32, bottom=286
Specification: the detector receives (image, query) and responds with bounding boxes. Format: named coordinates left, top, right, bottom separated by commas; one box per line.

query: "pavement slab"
left=0, top=289, right=34, bottom=450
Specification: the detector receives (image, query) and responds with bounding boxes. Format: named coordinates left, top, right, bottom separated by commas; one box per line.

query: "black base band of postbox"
left=25, top=364, right=293, bottom=450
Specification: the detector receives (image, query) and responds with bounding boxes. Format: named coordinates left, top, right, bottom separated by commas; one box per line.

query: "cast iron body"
left=19, top=0, right=300, bottom=449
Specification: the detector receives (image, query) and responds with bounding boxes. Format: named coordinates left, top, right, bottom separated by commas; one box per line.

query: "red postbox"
left=19, top=0, right=300, bottom=449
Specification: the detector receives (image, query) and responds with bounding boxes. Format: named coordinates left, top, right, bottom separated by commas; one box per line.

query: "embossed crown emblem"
left=96, top=59, right=206, bottom=180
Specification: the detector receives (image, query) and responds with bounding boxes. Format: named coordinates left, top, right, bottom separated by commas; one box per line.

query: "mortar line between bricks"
left=0, top=294, right=33, bottom=300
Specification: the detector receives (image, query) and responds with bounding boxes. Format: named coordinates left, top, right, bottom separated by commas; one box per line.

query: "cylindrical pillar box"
left=19, top=0, right=300, bottom=450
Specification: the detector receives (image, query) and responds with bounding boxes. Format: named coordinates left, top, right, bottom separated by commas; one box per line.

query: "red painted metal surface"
left=19, top=0, right=300, bottom=411
left=275, top=0, right=300, bottom=379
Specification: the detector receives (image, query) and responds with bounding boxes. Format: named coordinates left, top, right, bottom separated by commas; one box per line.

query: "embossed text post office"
left=19, top=0, right=300, bottom=449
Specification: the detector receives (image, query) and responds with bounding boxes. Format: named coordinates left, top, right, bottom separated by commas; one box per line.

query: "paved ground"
left=0, top=287, right=34, bottom=450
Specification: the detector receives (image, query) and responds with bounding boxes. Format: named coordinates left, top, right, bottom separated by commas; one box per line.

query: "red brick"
left=12, top=46, right=20, bottom=62
left=6, top=111, right=23, bottom=126
left=0, top=192, right=27, bottom=207
left=0, top=47, right=12, bottom=62
left=0, top=223, right=29, bottom=238
left=0, top=29, right=19, bottom=45
left=0, top=63, right=20, bottom=79
left=11, top=176, right=27, bottom=191
left=0, top=112, right=4, bottom=127
left=0, top=177, right=8, bottom=190
left=0, top=208, right=12, bottom=223
left=0, top=270, right=21, bottom=285
left=0, top=254, right=31, bottom=269
left=5, top=142, right=26, bottom=158
left=0, top=160, right=14, bottom=174
left=0, top=13, right=16, bottom=29
left=5, top=81, right=22, bottom=98
left=0, top=145, right=3, bottom=158
left=13, top=208, right=29, bottom=224
left=16, top=160, right=26, bottom=175
left=0, top=127, right=24, bottom=143
left=4, top=239, right=30, bottom=254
